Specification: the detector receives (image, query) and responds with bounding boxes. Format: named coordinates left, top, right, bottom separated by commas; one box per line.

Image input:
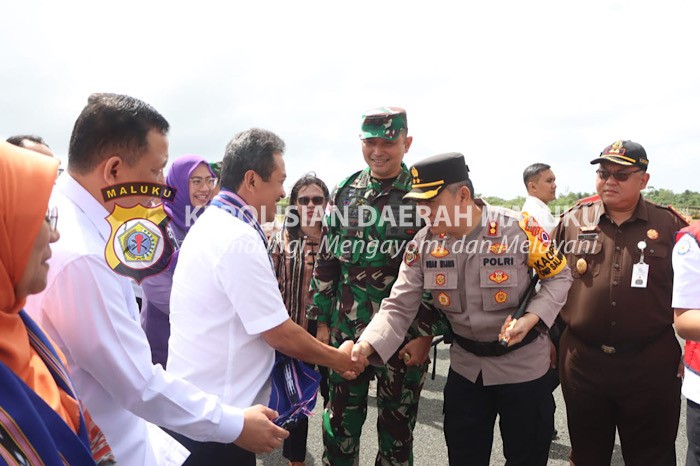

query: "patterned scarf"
left=210, top=189, right=272, bottom=267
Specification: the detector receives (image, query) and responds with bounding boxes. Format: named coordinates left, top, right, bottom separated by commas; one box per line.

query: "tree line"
left=481, top=187, right=700, bottom=219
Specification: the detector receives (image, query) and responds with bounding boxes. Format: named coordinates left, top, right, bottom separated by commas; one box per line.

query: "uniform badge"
left=494, top=290, right=508, bottom=304
left=647, top=229, right=659, bottom=240
left=404, top=241, right=419, bottom=266
left=105, top=203, right=175, bottom=283
left=487, top=221, right=499, bottom=237
left=435, top=273, right=446, bottom=286
left=489, top=243, right=507, bottom=255
left=677, top=236, right=692, bottom=255
left=489, top=270, right=509, bottom=284
left=437, top=292, right=451, bottom=307
left=576, top=258, right=588, bottom=275
left=431, top=246, right=449, bottom=258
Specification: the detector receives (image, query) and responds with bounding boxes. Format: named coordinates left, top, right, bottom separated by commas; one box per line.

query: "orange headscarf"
left=0, top=141, right=79, bottom=432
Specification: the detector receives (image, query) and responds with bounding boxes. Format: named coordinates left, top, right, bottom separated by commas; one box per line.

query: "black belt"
left=570, top=329, right=668, bottom=355
left=452, top=328, right=541, bottom=357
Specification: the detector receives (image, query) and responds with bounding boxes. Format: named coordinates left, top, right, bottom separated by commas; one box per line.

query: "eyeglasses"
left=297, top=196, right=325, bottom=206
left=45, top=207, right=58, bottom=232
left=190, top=177, right=217, bottom=188
left=596, top=168, right=643, bottom=182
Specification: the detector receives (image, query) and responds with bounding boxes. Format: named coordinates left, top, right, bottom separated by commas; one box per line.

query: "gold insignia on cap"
left=411, top=166, right=420, bottom=184
left=647, top=229, right=659, bottom=240
left=576, top=258, right=588, bottom=275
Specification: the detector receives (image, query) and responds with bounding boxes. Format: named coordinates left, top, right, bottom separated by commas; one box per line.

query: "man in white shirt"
left=26, top=93, right=289, bottom=466
left=521, top=163, right=558, bottom=234
left=168, top=128, right=367, bottom=465
left=673, top=222, right=700, bottom=465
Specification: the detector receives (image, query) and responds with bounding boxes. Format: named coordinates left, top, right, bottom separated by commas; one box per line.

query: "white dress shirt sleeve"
left=39, top=254, right=244, bottom=443
left=673, top=234, right=700, bottom=309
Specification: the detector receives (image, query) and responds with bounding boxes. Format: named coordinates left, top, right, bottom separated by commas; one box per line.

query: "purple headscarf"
left=163, top=154, right=215, bottom=235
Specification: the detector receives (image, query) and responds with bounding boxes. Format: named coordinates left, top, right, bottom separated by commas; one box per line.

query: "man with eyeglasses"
left=553, top=140, right=688, bottom=465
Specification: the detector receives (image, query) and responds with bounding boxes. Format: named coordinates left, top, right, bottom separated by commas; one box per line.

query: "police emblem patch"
left=489, top=270, right=509, bottom=284
left=435, top=273, right=446, bottom=286
left=105, top=204, right=175, bottom=283
left=494, top=290, right=508, bottom=304
left=647, top=229, right=659, bottom=240
left=437, top=292, right=451, bottom=307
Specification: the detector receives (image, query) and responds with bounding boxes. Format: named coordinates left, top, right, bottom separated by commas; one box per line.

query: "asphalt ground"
left=258, top=342, right=688, bottom=465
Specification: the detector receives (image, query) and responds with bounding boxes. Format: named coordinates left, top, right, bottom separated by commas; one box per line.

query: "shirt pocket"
left=570, top=239, right=604, bottom=279
left=424, top=270, right=461, bottom=313
left=479, top=267, right=520, bottom=311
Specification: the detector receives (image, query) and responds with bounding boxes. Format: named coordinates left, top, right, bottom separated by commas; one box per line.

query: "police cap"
left=404, top=152, right=470, bottom=201
left=590, top=140, right=649, bottom=170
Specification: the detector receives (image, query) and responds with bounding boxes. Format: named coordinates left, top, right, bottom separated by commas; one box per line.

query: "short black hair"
left=6, top=134, right=48, bottom=147
left=445, top=179, right=475, bottom=198
left=68, top=93, right=169, bottom=174
left=523, top=163, right=551, bottom=186
left=220, top=128, right=286, bottom=192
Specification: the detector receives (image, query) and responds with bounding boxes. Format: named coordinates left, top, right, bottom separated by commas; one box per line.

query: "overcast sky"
left=2, top=0, right=699, bottom=199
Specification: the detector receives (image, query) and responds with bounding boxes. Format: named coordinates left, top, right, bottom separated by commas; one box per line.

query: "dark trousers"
left=443, top=369, right=554, bottom=466
left=166, top=429, right=254, bottom=466
left=687, top=399, right=700, bottom=466
left=560, top=328, right=680, bottom=466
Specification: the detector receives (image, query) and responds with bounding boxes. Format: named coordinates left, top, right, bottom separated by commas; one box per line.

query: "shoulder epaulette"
left=576, top=194, right=600, bottom=205
left=646, top=200, right=691, bottom=226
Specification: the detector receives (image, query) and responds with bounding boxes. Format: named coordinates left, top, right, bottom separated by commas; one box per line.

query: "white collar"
left=56, top=173, right=111, bottom=242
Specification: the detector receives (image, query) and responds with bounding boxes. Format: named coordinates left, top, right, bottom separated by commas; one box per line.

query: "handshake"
left=333, top=340, right=372, bottom=380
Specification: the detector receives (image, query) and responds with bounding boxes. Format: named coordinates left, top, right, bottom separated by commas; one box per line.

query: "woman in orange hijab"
left=0, top=141, right=114, bottom=465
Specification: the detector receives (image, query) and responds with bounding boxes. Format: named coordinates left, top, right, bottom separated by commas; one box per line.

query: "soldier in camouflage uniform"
left=308, top=107, right=449, bottom=466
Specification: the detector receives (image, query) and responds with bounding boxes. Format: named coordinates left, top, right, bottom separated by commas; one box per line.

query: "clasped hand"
left=336, top=340, right=369, bottom=379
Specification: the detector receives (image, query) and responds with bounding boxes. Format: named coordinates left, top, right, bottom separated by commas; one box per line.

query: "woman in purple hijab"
left=141, top=155, right=217, bottom=367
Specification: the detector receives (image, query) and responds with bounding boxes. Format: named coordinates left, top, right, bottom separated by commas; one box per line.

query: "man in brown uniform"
left=354, top=152, right=573, bottom=466
left=554, top=140, right=688, bottom=466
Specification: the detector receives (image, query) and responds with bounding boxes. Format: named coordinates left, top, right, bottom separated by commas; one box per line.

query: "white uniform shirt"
left=521, top=195, right=557, bottom=234
left=25, top=175, right=243, bottom=466
left=672, top=232, right=700, bottom=403
left=168, top=206, right=289, bottom=408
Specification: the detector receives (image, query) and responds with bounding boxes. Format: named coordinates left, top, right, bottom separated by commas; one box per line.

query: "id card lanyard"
left=631, top=240, right=649, bottom=288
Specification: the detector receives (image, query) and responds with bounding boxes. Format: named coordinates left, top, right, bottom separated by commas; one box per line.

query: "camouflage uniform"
left=309, top=163, right=449, bottom=466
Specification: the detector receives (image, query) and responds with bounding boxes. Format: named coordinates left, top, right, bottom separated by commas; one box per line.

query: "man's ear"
left=241, top=170, right=257, bottom=192
left=640, top=171, right=650, bottom=190
left=526, top=180, right=535, bottom=194
left=460, top=185, right=472, bottom=203
left=103, top=156, right=123, bottom=184
left=403, top=135, right=413, bottom=153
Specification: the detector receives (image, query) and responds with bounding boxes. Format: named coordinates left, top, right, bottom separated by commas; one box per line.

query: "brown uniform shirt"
left=554, top=197, right=688, bottom=345
left=360, top=203, right=573, bottom=386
